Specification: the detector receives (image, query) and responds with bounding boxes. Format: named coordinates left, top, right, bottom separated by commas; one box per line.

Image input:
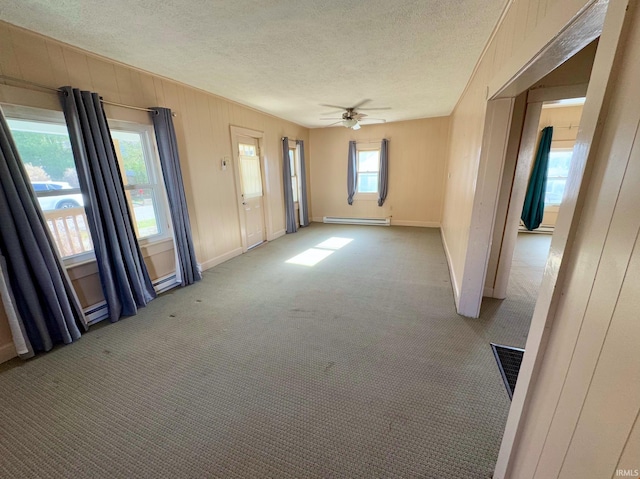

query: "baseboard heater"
left=84, top=273, right=180, bottom=326
left=323, top=216, right=390, bottom=226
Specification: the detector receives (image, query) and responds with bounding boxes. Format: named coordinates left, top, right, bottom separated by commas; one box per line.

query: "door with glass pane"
left=237, top=136, right=266, bottom=249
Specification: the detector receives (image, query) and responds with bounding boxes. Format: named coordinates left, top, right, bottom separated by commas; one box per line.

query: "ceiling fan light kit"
left=320, top=99, right=390, bottom=129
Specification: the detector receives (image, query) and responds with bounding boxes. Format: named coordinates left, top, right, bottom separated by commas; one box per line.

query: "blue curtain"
left=0, top=107, right=85, bottom=356
left=522, top=126, right=553, bottom=230
left=151, top=107, right=201, bottom=286
left=296, top=140, right=310, bottom=227
left=378, top=138, right=389, bottom=206
left=282, top=137, right=297, bottom=233
left=60, top=87, right=156, bottom=323
left=347, top=141, right=357, bottom=205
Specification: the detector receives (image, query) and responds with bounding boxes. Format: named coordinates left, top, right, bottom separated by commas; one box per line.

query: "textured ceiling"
left=0, top=0, right=506, bottom=127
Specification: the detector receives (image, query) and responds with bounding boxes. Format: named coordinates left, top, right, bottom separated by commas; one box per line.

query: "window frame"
left=2, top=103, right=95, bottom=266
left=2, top=104, right=173, bottom=266
left=288, top=144, right=299, bottom=204
left=544, top=147, right=573, bottom=207
left=355, top=144, right=381, bottom=198
left=108, top=119, right=173, bottom=246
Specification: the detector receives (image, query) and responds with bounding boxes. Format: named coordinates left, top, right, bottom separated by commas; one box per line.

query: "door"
left=237, top=136, right=266, bottom=249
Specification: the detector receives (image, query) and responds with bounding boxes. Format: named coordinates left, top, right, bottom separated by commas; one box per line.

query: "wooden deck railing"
left=43, top=207, right=93, bottom=258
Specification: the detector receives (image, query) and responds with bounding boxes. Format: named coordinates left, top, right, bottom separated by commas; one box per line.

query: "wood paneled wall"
left=440, top=0, right=592, bottom=304
left=437, top=0, right=639, bottom=476
left=309, top=118, right=450, bottom=226
left=0, top=20, right=309, bottom=361
left=505, top=5, right=640, bottom=474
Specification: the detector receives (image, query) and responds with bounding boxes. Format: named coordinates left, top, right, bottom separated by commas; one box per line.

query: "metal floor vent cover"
left=491, top=343, right=525, bottom=400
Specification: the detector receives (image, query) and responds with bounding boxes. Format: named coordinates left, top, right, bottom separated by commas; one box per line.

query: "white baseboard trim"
left=0, top=342, right=17, bottom=364
left=440, top=228, right=460, bottom=307
left=483, top=287, right=494, bottom=298
left=391, top=220, right=440, bottom=228
left=200, top=247, right=243, bottom=272
left=518, top=225, right=554, bottom=234
left=271, top=229, right=286, bottom=240
left=311, top=217, right=324, bottom=223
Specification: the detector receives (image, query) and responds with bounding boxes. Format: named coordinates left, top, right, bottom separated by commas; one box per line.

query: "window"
left=4, top=105, right=170, bottom=263
left=357, top=148, right=380, bottom=194
left=545, top=148, right=573, bottom=205
left=109, top=121, right=170, bottom=242
left=5, top=107, right=94, bottom=263
left=238, top=142, right=263, bottom=198
left=289, top=146, right=298, bottom=202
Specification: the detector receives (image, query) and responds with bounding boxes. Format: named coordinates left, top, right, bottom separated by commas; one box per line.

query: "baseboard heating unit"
left=323, top=216, right=390, bottom=226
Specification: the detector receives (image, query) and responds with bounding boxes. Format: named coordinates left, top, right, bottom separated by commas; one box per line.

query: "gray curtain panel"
left=347, top=140, right=357, bottom=205
left=282, top=137, right=297, bottom=233
left=0, top=254, right=33, bottom=358
left=296, top=139, right=310, bottom=227
left=378, top=138, right=389, bottom=206
left=151, top=107, right=201, bottom=286
left=60, top=87, right=156, bottom=323
left=0, top=108, right=85, bottom=356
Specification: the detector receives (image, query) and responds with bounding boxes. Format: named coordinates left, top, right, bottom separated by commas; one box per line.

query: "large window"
left=4, top=105, right=171, bottom=264
left=109, top=122, right=169, bottom=242
left=545, top=148, right=573, bottom=205
left=357, top=148, right=380, bottom=194
left=5, top=108, right=94, bottom=262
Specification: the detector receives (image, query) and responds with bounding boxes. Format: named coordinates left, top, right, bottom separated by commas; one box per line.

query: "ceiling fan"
left=320, top=99, right=390, bottom=130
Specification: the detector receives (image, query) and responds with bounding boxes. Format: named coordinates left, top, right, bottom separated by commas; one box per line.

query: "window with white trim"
left=545, top=148, right=573, bottom=205
left=288, top=145, right=299, bottom=203
left=4, top=105, right=94, bottom=264
left=3, top=104, right=172, bottom=266
left=109, top=121, right=170, bottom=243
left=356, top=146, right=380, bottom=194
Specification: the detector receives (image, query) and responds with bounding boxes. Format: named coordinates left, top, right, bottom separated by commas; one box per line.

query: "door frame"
left=230, top=125, right=271, bottom=253
left=485, top=83, right=589, bottom=301
left=455, top=0, right=631, bottom=476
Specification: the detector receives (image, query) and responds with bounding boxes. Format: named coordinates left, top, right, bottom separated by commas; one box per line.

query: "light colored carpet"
left=0, top=225, right=546, bottom=478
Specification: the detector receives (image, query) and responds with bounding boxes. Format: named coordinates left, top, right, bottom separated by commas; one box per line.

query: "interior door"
left=238, top=136, right=266, bottom=249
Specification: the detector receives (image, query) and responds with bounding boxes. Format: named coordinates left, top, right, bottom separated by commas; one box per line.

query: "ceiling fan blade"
left=320, top=110, right=345, bottom=116
left=357, top=107, right=391, bottom=111
left=320, top=103, right=349, bottom=110
left=351, top=99, right=372, bottom=110
left=323, top=121, right=343, bottom=127
left=320, top=118, right=343, bottom=120
left=359, top=118, right=387, bottom=123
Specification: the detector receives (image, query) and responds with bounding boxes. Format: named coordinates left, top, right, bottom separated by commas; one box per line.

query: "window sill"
left=64, top=237, right=174, bottom=280
left=354, top=193, right=378, bottom=201
left=140, top=236, right=175, bottom=258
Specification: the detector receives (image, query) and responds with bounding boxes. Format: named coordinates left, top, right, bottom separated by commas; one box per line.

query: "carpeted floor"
left=0, top=225, right=548, bottom=478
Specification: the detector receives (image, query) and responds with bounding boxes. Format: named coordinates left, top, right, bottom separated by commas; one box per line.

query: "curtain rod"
left=353, top=138, right=389, bottom=143
left=0, top=74, right=175, bottom=116
left=543, top=124, right=577, bottom=130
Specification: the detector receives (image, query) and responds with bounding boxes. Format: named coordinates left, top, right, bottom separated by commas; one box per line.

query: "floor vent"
left=491, top=343, right=525, bottom=400
left=323, top=216, right=390, bottom=226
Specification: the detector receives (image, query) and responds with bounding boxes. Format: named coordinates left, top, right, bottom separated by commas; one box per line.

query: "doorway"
left=461, top=1, right=632, bottom=476
left=489, top=91, right=588, bottom=302
left=230, top=126, right=269, bottom=251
